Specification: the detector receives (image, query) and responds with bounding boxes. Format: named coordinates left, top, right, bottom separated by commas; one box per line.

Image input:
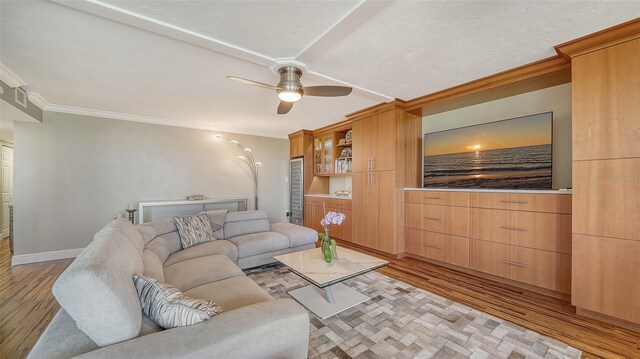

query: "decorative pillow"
left=133, top=274, right=222, bottom=329
left=174, top=213, right=216, bottom=249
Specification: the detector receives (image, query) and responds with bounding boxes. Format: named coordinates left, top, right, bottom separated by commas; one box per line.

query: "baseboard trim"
left=11, top=248, right=84, bottom=266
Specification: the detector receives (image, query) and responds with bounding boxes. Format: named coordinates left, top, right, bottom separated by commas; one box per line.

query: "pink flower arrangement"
left=318, top=211, right=346, bottom=242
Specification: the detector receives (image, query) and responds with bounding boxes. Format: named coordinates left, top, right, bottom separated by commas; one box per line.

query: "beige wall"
left=423, top=83, right=572, bottom=189
left=14, top=112, right=289, bottom=255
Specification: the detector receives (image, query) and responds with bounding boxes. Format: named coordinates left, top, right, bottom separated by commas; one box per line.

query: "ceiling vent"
left=15, top=87, right=27, bottom=108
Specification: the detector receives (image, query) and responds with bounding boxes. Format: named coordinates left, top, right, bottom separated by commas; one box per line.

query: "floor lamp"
left=213, top=134, right=262, bottom=210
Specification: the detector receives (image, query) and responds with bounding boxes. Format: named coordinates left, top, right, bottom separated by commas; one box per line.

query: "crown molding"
left=404, top=56, right=571, bottom=114
left=555, top=18, right=640, bottom=60
left=41, top=102, right=287, bottom=139
left=0, top=63, right=27, bottom=88
left=26, top=92, right=51, bottom=109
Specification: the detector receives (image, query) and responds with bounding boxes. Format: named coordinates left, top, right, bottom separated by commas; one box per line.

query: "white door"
left=2, top=145, right=14, bottom=238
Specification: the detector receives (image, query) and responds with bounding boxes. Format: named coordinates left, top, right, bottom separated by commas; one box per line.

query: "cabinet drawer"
left=572, top=234, right=640, bottom=323
left=470, top=239, right=571, bottom=294
left=305, top=197, right=325, bottom=207
left=471, top=208, right=572, bottom=254
left=510, top=245, right=572, bottom=294
left=405, top=203, right=469, bottom=237
left=470, top=239, right=511, bottom=278
left=405, top=191, right=469, bottom=206
left=470, top=193, right=571, bottom=214
left=511, top=211, right=571, bottom=254
left=305, top=197, right=342, bottom=211
left=405, top=228, right=469, bottom=268
left=470, top=208, right=512, bottom=244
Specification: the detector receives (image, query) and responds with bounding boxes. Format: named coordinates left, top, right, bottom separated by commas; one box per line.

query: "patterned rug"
left=244, top=264, right=581, bottom=359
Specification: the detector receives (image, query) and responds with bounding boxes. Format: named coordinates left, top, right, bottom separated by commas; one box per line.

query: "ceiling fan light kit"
left=227, top=64, right=353, bottom=115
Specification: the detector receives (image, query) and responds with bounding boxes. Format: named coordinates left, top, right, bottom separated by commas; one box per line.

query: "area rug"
left=244, top=264, right=581, bottom=359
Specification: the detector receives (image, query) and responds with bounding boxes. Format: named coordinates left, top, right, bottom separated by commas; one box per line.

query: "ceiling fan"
left=227, top=66, right=353, bottom=114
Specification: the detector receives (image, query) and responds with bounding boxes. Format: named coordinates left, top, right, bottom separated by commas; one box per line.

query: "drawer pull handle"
left=424, top=244, right=442, bottom=249
left=424, top=217, right=441, bottom=221
left=425, top=196, right=442, bottom=200
left=501, top=260, right=527, bottom=267
left=500, top=226, right=528, bottom=232
left=500, top=200, right=528, bottom=204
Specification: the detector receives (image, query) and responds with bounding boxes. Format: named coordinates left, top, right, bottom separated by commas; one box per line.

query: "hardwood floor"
left=338, top=242, right=640, bottom=359
left=1, top=238, right=638, bottom=358
left=0, top=239, right=72, bottom=359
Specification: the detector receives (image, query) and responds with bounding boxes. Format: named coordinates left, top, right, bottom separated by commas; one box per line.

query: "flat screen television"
left=423, top=112, right=553, bottom=189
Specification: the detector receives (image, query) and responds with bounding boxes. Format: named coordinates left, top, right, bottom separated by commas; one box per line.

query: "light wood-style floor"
left=1, top=238, right=638, bottom=358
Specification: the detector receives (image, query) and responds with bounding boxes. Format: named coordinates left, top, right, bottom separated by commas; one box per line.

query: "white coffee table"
left=273, top=247, right=388, bottom=319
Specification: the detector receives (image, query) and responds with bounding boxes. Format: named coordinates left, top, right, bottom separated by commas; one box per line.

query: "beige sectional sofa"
left=28, top=210, right=318, bottom=359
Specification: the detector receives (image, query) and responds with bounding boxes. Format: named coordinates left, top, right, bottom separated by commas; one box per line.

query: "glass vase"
left=321, top=239, right=333, bottom=263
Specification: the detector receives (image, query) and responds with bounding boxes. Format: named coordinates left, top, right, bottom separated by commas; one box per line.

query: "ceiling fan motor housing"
left=277, top=66, right=304, bottom=97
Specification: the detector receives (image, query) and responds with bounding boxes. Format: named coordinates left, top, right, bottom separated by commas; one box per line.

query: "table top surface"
left=273, top=247, right=388, bottom=288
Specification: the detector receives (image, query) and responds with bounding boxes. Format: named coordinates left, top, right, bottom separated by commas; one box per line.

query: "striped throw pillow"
left=133, top=274, right=222, bottom=329
left=174, top=213, right=216, bottom=249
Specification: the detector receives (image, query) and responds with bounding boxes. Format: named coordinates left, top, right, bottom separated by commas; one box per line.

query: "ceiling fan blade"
left=277, top=101, right=294, bottom=114
left=226, top=76, right=280, bottom=90
left=303, top=86, right=352, bottom=97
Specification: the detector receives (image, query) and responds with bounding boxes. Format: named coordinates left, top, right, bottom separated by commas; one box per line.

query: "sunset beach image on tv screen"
left=423, top=112, right=553, bottom=189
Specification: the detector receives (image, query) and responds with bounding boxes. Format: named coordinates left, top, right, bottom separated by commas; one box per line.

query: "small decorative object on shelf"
left=334, top=187, right=352, bottom=197
left=345, top=130, right=353, bottom=143
left=186, top=194, right=207, bottom=201
left=318, top=209, right=346, bottom=263
left=126, top=203, right=137, bottom=224
left=340, top=147, right=352, bottom=158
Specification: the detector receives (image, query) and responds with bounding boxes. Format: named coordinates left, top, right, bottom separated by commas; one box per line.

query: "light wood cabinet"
left=352, top=171, right=398, bottom=253
left=471, top=208, right=572, bottom=254
left=406, top=228, right=469, bottom=268
left=405, top=203, right=469, bottom=237
left=405, top=190, right=469, bottom=207
left=572, top=38, right=640, bottom=161
left=470, top=192, right=571, bottom=214
left=470, top=239, right=571, bottom=294
left=351, top=111, right=397, bottom=173
left=407, top=190, right=572, bottom=295
left=572, top=234, right=640, bottom=323
left=348, top=103, right=422, bottom=255
left=573, top=158, right=640, bottom=241
left=313, top=132, right=335, bottom=175
left=289, top=135, right=304, bottom=158
left=304, top=197, right=352, bottom=241
left=569, top=35, right=640, bottom=325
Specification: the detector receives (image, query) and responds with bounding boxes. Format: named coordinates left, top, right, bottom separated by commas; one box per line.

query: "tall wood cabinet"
left=350, top=102, right=421, bottom=255
left=566, top=36, right=640, bottom=325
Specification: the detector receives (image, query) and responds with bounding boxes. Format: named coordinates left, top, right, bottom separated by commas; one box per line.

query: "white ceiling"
left=1, top=1, right=638, bottom=138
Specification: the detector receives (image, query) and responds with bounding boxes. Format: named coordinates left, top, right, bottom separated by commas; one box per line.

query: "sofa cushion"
left=143, top=249, right=165, bottom=282
left=174, top=214, right=216, bottom=249
left=223, top=210, right=270, bottom=239
left=133, top=275, right=222, bottom=329
left=270, top=222, right=318, bottom=248
left=143, top=217, right=177, bottom=237
left=137, top=224, right=157, bottom=246
left=184, top=276, right=273, bottom=311
left=200, top=209, right=227, bottom=239
left=145, top=231, right=182, bottom=263
left=163, top=240, right=238, bottom=267
left=52, top=226, right=143, bottom=347
left=227, top=231, right=289, bottom=258
left=163, top=254, right=244, bottom=292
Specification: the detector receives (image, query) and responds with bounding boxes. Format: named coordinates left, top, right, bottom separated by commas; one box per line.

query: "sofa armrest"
left=76, top=298, right=309, bottom=359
